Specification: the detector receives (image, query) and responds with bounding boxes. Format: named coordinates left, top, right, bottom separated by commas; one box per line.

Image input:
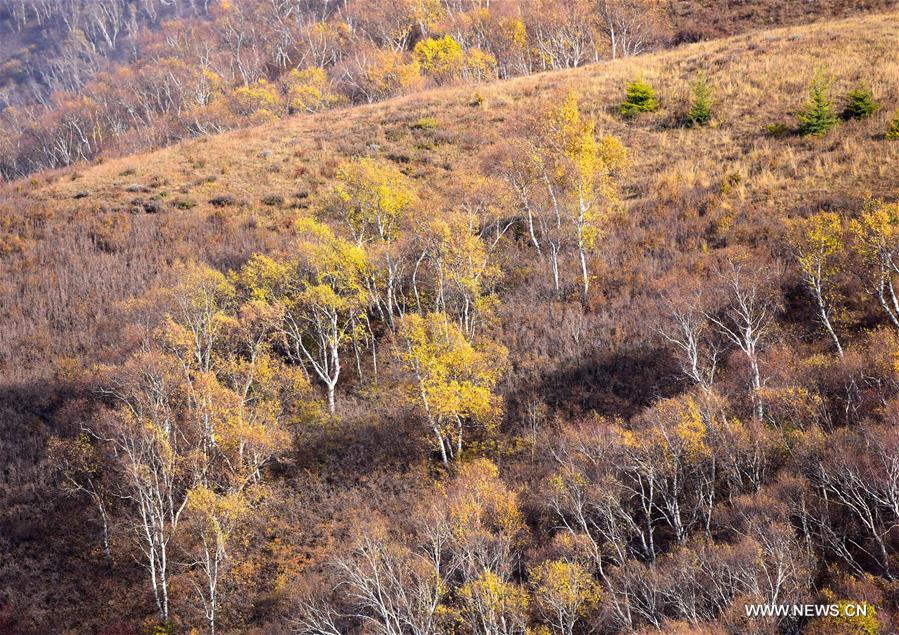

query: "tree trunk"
left=434, top=427, right=449, bottom=467
left=579, top=246, right=590, bottom=302
left=550, top=244, right=561, bottom=293
left=818, top=299, right=843, bottom=358
left=750, top=357, right=763, bottom=420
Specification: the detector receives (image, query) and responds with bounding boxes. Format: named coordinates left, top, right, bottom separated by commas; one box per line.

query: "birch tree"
left=705, top=262, right=778, bottom=420
left=850, top=199, right=899, bottom=329
left=393, top=312, right=505, bottom=466
left=280, top=218, right=369, bottom=413
left=596, top=0, right=668, bottom=59
left=420, top=210, right=502, bottom=339
left=529, top=559, right=602, bottom=635
left=48, top=432, right=115, bottom=560
left=790, top=211, right=845, bottom=357
left=659, top=294, right=721, bottom=393
left=92, top=263, right=299, bottom=630
left=97, top=350, right=193, bottom=624
left=184, top=487, right=248, bottom=635
left=532, top=91, right=627, bottom=300
left=327, top=157, right=417, bottom=331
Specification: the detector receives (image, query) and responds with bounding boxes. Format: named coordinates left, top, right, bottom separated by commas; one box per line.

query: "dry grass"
left=0, top=10, right=895, bottom=388
left=0, top=11, right=895, bottom=378
left=0, top=11, right=897, bottom=632
left=20, top=10, right=895, bottom=210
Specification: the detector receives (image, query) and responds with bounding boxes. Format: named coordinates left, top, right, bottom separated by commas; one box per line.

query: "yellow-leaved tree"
left=91, top=262, right=304, bottom=632
left=618, top=396, right=713, bottom=543
left=447, top=459, right=528, bottom=631
left=394, top=312, right=506, bottom=466
left=326, top=158, right=418, bottom=333
left=229, top=79, right=283, bottom=122
left=421, top=210, right=502, bottom=339
left=250, top=219, right=369, bottom=413
left=789, top=211, right=846, bottom=357
left=282, top=67, right=343, bottom=114
left=414, top=34, right=497, bottom=84
left=331, top=157, right=417, bottom=247
left=458, top=570, right=529, bottom=634
left=353, top=48, right=423, bottom=103
left=414, top=34, right=465, bottom=84
left=164, top=264, right=300, bottom=634
left=184, top=486, right=249, bottom=635
left=550, top=91, right=627, bottom=300
left=530, top=91, right=628, bottom=299
left=530, top=559, right=602, bottom=635
left=850, top=199, right=899, bottom=329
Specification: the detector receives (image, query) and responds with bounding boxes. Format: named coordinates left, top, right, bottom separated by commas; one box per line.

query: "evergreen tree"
left=798, top=73, right=838, bottom=136
left=842, top=83, right=879, bottom=120
left=886, top=111, right=899, bottom=140
left=687, top=74, right=712, bottom=126
left=620, top=79, right=659, bottom=118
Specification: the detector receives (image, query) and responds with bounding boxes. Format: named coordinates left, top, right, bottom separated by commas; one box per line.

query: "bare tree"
left=813, top=425, right=899, bottom=579
left=329, top=533, right=446, bottom=635
left=596, top=0, right=668, bottom=59
left=705, top=262, right=779, bottom=419
left=659, top=294, right=720, bottom=393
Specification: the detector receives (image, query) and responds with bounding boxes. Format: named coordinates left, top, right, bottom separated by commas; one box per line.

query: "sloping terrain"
left=0, top=9, right=898, bottom=633
left=4, top=9, right=894, bottom=379
left=1, top=0, right=896, bottom=180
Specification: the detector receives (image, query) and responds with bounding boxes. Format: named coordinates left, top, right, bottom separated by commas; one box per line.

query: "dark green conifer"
left=886, top=111, right=899, bottom=140
left=798, top=73, right=838, bottom=137
left=842, top=83, right=879, bottom=120
left=687, top=75, right=712, bottom=127
left=620, top=79, right=659, bottom=118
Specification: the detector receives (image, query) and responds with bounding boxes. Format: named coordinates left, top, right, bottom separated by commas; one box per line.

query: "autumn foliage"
left=2, top=5, right=899, bottom=635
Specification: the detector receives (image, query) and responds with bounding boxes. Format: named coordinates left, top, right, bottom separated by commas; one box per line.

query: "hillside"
left=1, top=8, right=899, bottom=634
left=1, top=0, right=896, bottom=180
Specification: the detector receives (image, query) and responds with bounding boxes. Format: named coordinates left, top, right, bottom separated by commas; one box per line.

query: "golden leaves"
left=530, top=559, right=602, bottom=619
left=328, top=157, right=417, bottom=245
left=791, top=211, right=845, bottom=280
left=415, top=35, right=465, bottom=81
left=395, top=311, right=506, bottom=435
left=850, top=199, right=899, bottom=262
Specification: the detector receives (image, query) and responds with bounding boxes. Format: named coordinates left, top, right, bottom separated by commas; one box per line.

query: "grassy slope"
left=35, top=10, right=899, bottom=208
left=2, top=8, right=892, bottom=391
left=2, top=10, right=893, bottom=370
left=666, top=0, right=898, bottom=39
left=0, top=9, right=898, bottom=631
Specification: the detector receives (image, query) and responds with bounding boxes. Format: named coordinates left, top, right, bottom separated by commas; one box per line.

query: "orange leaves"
left=445, top=459, right=524, bottom=540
